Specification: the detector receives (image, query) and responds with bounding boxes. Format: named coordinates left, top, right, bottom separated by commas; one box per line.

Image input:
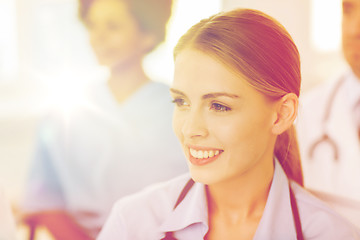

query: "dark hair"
left=174, top=8, right=303, bottom=186
left=78, top=0, right=173, bottom=51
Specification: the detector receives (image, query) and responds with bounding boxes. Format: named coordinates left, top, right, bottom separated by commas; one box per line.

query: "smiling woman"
left=98, top=8, right=360, bottom=240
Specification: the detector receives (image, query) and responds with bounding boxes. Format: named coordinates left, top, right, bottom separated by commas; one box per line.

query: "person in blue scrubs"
left=98, top=8, right=360, bottom=239
left=21, top=0, right=186, bottom=238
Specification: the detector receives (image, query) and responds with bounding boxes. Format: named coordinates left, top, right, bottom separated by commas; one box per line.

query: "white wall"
left=222, top=0, right=347, bottom=93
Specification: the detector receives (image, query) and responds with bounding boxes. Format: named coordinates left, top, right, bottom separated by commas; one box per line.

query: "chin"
left=96, top=59, right=114, bottom=67
left=189, top=166, right=221, bottom=185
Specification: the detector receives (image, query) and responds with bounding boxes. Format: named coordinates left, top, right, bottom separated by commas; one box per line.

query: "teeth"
left=209, top=150, right=214, bottom=157
left=190, top=148, right=221, bottom=159
left=190, top=148, right=197, bottom=158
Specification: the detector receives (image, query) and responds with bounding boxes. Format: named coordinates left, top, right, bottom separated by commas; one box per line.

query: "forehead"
left=173, top=49, right=249, bottom=93
left=87, top=0, right=131, bottom=19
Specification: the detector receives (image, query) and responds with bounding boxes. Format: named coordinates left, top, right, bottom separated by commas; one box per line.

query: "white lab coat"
left=296, top=69, right=360, bottom=215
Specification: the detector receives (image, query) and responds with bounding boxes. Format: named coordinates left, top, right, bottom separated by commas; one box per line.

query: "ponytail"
left=274, top=125, right=303, bottom=186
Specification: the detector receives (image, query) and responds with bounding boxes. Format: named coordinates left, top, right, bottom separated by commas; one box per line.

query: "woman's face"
left=85, top=0, right=153, bottom=69
left=171, top=49, right=277, bottom=186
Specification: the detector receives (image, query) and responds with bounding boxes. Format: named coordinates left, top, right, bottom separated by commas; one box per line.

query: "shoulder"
left=300, top=77, right=340, bottom=108
left=37, top=80, right=110, bottom=133
left=300, top=71, right=347, bottom=110
left=148, top=81, right=170, bottom=91
left=291, top=183, right=360, bottom=239
left=296, top=74, right=345, bottom=135
left=99, top=174, right=191, bottom=239
left=144, top=81, right=172, bottom=101
left=114, top=174, right=190, bottom=220
left=137, top=81, right=174, bottom=119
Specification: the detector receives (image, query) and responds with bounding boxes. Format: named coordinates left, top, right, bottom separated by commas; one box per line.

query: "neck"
left=108, top=61, right=149, bottom=103
left=206, top=158, right=274, bottom=225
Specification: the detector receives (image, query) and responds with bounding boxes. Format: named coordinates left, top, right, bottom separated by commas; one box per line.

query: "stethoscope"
left=307, top=76, right=347, bottom=161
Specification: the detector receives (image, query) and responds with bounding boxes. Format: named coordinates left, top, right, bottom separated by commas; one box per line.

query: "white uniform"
left=98, top=160, right=359, bottom=240
left=296, top=69, right=360, bottom=201
left=22, top=81, right=187, bottom=237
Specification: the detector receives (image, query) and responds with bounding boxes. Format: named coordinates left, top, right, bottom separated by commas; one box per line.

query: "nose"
left=181, top=109, right=208, bottom=140
left=90, top=27, right=108, bottom=46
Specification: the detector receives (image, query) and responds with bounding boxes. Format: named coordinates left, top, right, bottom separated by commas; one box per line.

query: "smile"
left=188, top=147, right=224, bottom=166
left=189, top=148, right=221, bottom=159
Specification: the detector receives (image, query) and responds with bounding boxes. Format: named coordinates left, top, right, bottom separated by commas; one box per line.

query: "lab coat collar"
left=345, top=69, right=360, bottom=110
left=159, top=160, right=297, bottom=239
left=159, top=179, right=209, bottom=238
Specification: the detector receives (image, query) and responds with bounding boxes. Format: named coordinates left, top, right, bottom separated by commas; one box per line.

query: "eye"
left=343, top=2, right=354, bottom=15
left=210, top=102, right=231, bottom=112
left=172, top=98, right=189, bottom=108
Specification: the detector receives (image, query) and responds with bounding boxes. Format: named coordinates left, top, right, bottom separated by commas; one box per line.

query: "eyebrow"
left=170, top=88, right=240, bottom=99
left=343, top=0, right=354, bottom=8
left=202, top=92, right=240, bottom=99
left=169, top=88, right=185, bottom=96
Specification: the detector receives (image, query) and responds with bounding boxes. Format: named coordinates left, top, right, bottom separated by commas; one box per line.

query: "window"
left=311, top=0, right=342, bottom=52
left=0, top=0, right=18, bottom=82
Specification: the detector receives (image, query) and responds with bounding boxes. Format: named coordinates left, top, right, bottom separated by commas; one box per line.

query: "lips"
left=188, top=146, right=223, bottom=166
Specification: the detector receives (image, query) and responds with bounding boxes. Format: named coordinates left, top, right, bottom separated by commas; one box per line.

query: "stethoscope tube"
left=307, top=76, right=346, bottom=161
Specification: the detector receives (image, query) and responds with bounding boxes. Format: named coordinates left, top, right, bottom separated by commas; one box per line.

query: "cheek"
left=116, top=34, right=149, bottom=57
left=88, top=32, right=99, bottom=47
left=212, top=114, right=253, bottom=139
left=219, top=122, right=251, bottom=150
left=108, top=33, right=127, bottom=49
left=342, top=26, right=351, bottom=45
left=216, top=115, right=271, bottom=154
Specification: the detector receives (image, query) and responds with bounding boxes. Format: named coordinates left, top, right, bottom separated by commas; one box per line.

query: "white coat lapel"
left=326, top=77, right=360, bottom=200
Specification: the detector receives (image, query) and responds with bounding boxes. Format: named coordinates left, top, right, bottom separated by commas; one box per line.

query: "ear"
left=271, top=93, right=298, bottom=135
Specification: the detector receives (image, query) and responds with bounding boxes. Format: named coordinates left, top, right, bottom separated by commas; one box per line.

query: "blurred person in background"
left=296, top=0, right=360, bottom=201
left=20, top=0, right=186, bottom=239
